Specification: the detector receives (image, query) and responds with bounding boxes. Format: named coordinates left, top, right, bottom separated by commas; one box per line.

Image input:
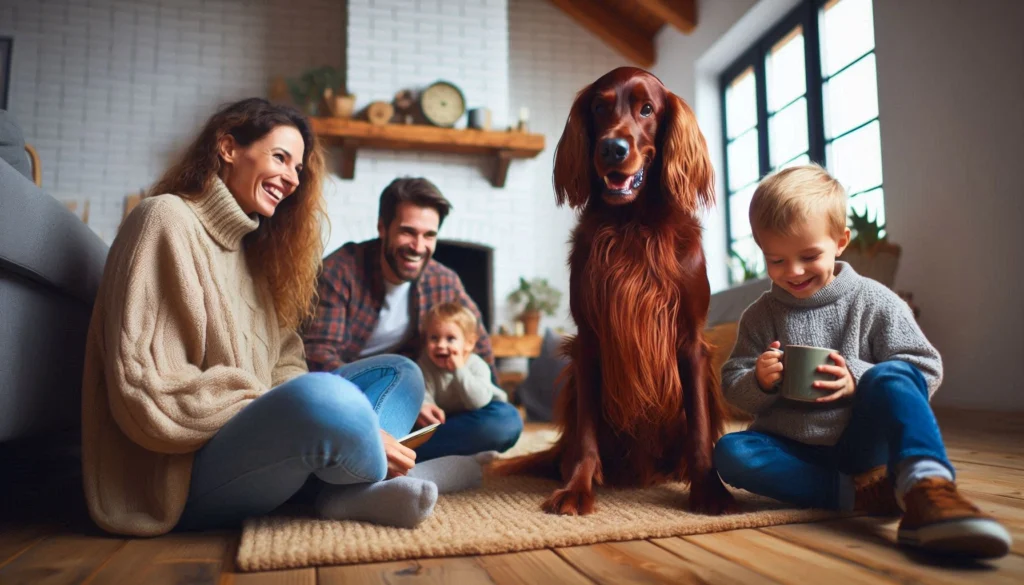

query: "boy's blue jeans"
left=713, top=361, right=954, bottom=510
left=177, top=355, right=520, bottom=530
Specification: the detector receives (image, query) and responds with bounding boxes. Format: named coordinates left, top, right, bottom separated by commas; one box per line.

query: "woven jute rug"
left=237, top=428, right=837, bottom=571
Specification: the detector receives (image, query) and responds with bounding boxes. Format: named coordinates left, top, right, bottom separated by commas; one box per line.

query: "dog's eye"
left=640, top=104, right=654, bottom=117
left=594, top=103, right=607, bottom=115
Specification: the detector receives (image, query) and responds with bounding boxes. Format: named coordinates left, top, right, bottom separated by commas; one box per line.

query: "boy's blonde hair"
left=749, top=164, right=847, bottom=244
left=422, top=301, right=478, bottom=342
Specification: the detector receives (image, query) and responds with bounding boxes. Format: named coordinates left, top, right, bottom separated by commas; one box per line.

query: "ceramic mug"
left=770, top=345, right=837, bottom=402
left=468, top=108, right=492, bottom=130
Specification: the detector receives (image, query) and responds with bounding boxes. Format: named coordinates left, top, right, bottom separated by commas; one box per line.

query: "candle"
left=519, top=106, right=529, bottom=122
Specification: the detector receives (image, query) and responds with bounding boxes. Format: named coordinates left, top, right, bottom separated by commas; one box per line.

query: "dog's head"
left=553, top=67, right=714, bottom=215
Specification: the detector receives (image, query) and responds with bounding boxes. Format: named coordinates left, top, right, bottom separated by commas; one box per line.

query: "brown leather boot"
left=852, top=466, right=901, bottom=517
left=898, top=477, right=1012, bottom=559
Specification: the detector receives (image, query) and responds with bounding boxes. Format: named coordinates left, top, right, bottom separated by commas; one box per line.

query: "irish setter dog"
left=494, top=67, right=736, bottom=516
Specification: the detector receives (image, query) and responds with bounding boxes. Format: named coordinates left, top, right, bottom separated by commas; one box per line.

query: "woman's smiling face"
left=218, top=124, right=305, bottom=217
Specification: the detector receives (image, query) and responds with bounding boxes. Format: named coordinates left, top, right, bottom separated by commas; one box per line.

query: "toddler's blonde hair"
left=422, top=301, right=478, bottom=343
left=749, top=164, right=847, bottom=243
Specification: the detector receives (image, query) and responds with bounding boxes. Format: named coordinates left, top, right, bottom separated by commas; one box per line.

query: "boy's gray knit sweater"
left=722, top=262, right=943, bottom=446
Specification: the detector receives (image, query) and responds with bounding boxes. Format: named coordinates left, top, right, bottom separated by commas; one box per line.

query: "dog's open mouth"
left=602, top=166, right=645, bottom=195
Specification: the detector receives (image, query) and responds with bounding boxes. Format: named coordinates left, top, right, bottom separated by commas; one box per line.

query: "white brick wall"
left=1, top=0, right=344, bottom=241
left=508, top=0, right=634, bottom=331
left=327, top=0, right=629, bottom=332
left=329, top=0, right=527, bottom=331
left=2, top=0, right=629, bottom=333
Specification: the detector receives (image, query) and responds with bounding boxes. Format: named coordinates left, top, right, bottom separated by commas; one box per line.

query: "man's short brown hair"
left=378, top=177, right=452, bottom=228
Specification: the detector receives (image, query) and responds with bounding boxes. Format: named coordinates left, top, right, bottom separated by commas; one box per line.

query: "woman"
left=81, top=98, right=483, bottom=536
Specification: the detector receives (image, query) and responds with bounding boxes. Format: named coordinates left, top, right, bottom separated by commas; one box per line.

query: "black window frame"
left=719, top=0, right=882, bottom=285
left=0, top=37, right=12, bottom=110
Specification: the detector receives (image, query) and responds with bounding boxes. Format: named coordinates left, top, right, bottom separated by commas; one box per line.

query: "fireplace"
left=432, top=240, right=494, bottom=332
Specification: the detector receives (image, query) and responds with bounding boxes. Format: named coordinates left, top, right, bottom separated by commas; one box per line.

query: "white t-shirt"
left=359, top=280, right=414, bottom=357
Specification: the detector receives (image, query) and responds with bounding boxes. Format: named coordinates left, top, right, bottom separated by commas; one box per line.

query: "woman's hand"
left=417, top=403, right=446, bottom=427
left=380, top=430, right=417, bottom=478
left=814, top=352, right=856, bottom=403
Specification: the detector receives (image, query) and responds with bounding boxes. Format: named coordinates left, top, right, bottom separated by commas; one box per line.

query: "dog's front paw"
left=543, top=487, right=596, bottom=516
left=688, top=476, right=739, bottom=515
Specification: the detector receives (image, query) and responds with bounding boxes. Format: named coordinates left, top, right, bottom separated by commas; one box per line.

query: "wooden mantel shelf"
left=310, top=118, right=546, bottom=188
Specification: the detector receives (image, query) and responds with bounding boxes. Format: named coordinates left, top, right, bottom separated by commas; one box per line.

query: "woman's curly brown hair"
left=150, top=97, right=327, bottom=330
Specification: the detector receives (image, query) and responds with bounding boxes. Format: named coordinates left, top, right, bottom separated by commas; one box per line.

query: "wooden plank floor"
left=1, top=408, right=1021, bottom=584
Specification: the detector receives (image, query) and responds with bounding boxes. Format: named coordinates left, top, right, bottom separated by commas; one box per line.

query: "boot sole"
left=898, top=518, right=1012, bottom=559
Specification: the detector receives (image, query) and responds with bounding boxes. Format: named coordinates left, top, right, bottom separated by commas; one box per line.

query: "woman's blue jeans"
left=713, top=361, right=953, bottom=510
left=177, top=355, right=422, bottom=530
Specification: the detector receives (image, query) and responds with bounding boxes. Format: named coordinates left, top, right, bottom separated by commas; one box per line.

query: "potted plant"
left=507, top=277, right=562, bottom=336
left=729, top=249, right=765, bottom=283
left=842, top=208, right=902, bottom=288
left=287, top=66, right=351, bottom=117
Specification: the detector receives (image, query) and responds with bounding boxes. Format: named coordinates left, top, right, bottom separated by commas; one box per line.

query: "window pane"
left=848, top=187, right=886, bottom=238
left=823, top=53, right=878, bottom=138
left=820, top=0, right=875, bottom=77
left=727, top=128, right=760, bottom=192
left=726, top=66, right=757, bottom=139
left=767, top=26, right=806, bottom=113
left=729, top=183, right=757, bottom=240
left=769, top=97, right=808, bottom=168
left=778, top=152, right=811, bottom=170
left=730, top=236, right=765, bottom=284
left=828, top=120, right=883, bottom=195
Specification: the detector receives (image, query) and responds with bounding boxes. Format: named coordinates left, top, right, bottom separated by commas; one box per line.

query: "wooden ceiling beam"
left=549, top=0, right=655, bottom=68
left=635, top=0, right=697, bottom=34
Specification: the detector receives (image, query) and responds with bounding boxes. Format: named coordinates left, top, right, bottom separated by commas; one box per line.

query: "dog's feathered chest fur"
left=572, top=213, right=701, bottom=439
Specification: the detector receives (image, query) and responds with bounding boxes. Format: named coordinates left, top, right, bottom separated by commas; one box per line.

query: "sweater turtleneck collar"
left=186, top=176, right=260, bottom=251
left=768, top=261, right=862, bottom=308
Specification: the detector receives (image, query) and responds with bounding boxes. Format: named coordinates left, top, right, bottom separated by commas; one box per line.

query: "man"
left=304, top=177, right=522, bottom=461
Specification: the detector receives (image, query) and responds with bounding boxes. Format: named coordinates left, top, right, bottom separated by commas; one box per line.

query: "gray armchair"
left=0, top=110, right=108, bottom=442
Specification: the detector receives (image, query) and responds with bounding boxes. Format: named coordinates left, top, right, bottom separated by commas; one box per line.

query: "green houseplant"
left=287, top=66, right=347, bottom=116
left=842, top=208, right=901, bottom=288
left=507, top=277, right=562, bottom=335
left=729, top=249, right=765, bottom=283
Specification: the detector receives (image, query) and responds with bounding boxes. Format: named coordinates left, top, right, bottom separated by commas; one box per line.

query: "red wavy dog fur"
left=492, top=67, right=736, bottom=516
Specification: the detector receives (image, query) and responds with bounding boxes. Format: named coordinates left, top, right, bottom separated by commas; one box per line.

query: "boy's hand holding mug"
left=813, top=352, right=856, bottom=403
left=756, top=341, right=784, bottom=390
left=756, top=341, right=856, bottom=402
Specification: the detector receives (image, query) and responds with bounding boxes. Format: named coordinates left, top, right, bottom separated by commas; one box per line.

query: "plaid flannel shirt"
left=303, top=239, right=495, bottom=375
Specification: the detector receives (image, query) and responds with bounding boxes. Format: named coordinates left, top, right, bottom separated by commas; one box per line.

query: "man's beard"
left=383, top=235, right=431, bottom=282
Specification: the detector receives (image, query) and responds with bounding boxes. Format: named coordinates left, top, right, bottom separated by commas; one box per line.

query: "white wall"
left=331, top=0, right=532, bottom=332
left=874, top=0, right=1024, bottom=410
left=651, top=0, right=760, bottom=293
left=0, top=0, right=345, bottom=242
left=659, top=0, right=1024, bottom=411
left=327, top=0, right=631, bottom=333
left=508, top=0, right=634, bottom=332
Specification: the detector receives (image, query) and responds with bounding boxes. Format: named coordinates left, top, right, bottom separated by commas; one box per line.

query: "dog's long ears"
left=661, top=93, right=715, bottom=216
left=553, top=85, right=593, bottom=209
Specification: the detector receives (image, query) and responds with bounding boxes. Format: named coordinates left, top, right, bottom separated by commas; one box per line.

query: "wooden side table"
left=491, top=334, right=543, bottom=401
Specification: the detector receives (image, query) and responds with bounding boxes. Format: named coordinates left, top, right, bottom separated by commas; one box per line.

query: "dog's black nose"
left=599, top=138, right=629, bottom=165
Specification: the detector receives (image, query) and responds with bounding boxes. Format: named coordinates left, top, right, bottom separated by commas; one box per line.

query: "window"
left=0, top=37, right=11, bottom=110
left=720, top=0, right=883, bottom=284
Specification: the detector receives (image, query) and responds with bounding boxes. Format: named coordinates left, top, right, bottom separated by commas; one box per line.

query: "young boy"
left=417, top=302, right=509, bottom=428
left=716, top=164, right=1011, bottom=559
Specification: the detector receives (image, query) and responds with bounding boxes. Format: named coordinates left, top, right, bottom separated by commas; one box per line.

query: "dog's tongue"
left=605, top=174, right=634, bottom=190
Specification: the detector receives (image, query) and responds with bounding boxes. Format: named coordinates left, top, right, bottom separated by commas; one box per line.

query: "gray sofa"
left=0, top=110, right=108, bottom=443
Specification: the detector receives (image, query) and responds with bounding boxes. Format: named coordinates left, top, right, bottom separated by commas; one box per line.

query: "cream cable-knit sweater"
left=81, top=178, right=308, bottom=536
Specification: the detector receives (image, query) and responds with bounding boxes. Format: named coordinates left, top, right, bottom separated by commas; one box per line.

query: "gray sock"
left=406, top=451, right=496, bottom=494
left=895, top=457, right=954, bottom=509
left=314, top=476, right=438, bottom=528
